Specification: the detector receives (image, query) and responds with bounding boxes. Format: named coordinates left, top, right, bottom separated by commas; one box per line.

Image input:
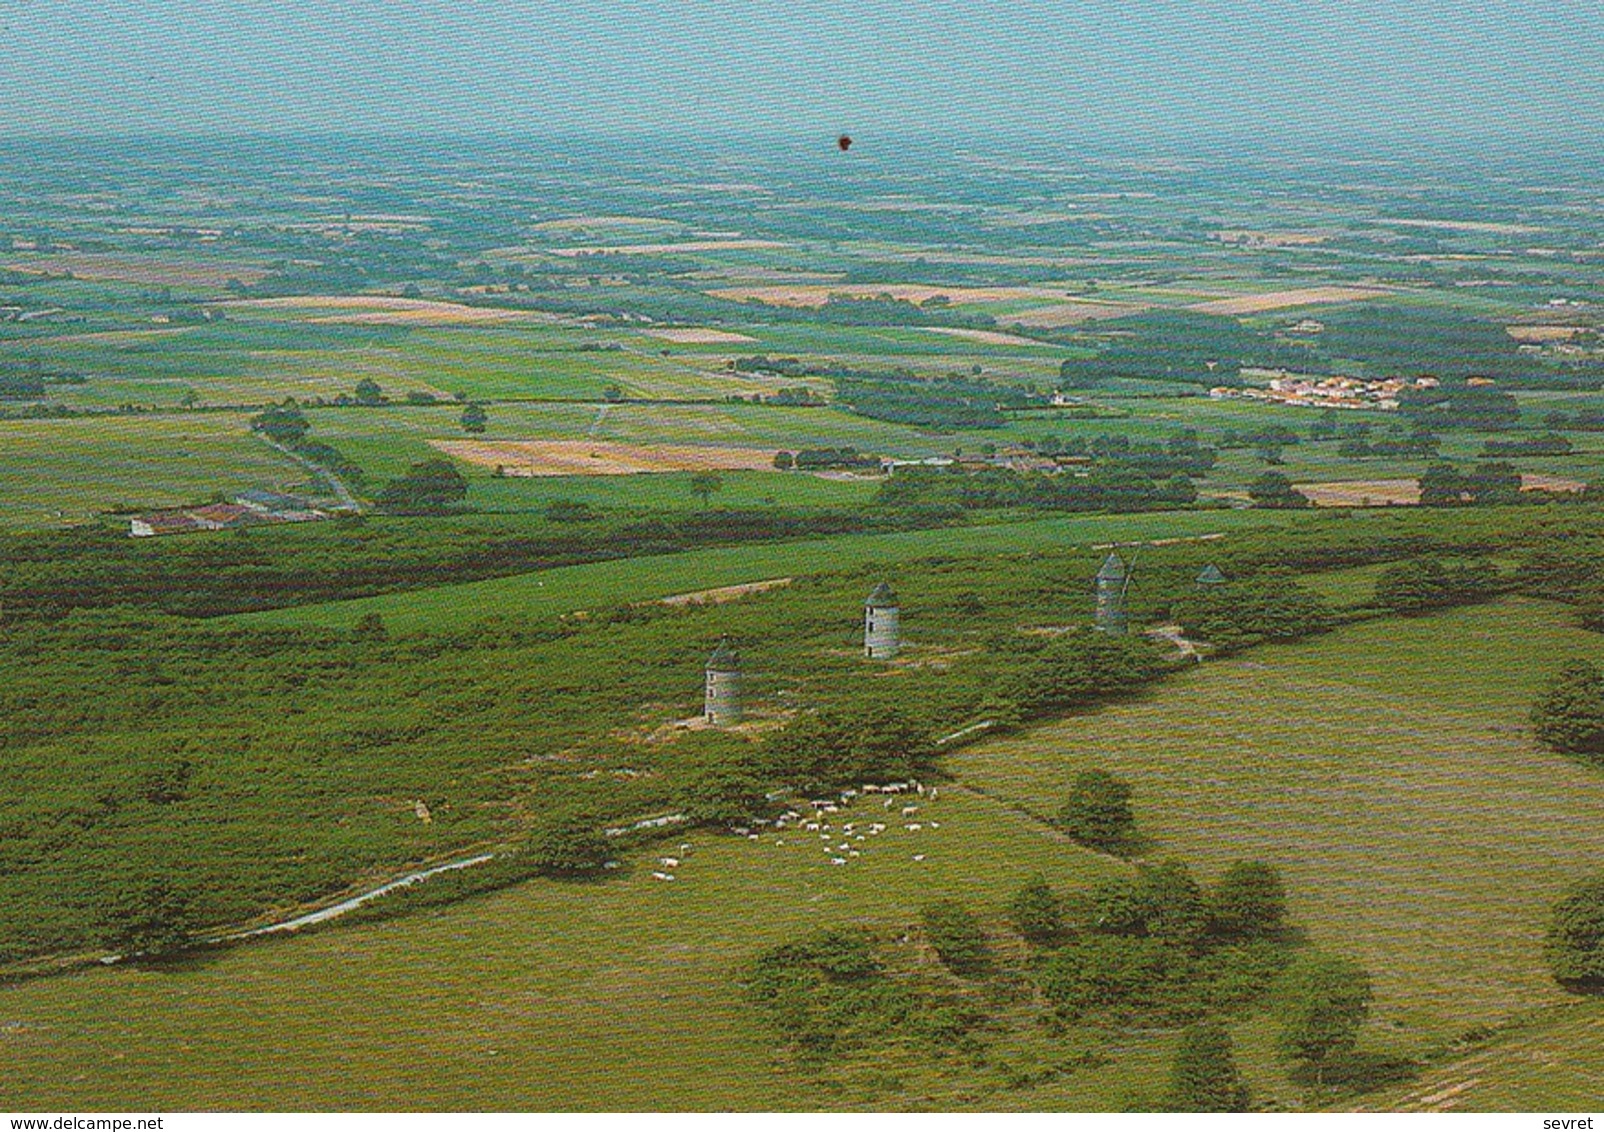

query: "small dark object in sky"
left=837, top=135, right=852, bottom=152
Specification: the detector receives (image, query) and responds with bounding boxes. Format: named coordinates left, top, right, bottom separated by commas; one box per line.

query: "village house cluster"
left=1211, top=370, right=1442, bottom=411
left=129, top=490, right=329, bottom=537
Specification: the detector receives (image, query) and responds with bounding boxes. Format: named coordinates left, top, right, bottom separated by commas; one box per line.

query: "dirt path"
left=654, top=577, right=793, bottom=607
left=217, top=853, right=497, bottom=941
left=255, top=434, right=360, bottom=511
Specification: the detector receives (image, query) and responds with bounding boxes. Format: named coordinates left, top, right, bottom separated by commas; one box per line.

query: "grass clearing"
left=948, top=598, right=1604, bottom=1053
left=0, top=787, right=1127, bottom=1111
left=236, top=509, right=1292, bottom=632
left=0, top=414, right=301, bottom=528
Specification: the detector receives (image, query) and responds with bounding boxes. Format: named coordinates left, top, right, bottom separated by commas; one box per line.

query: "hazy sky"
left=3, top=0, right=1601, bottom=141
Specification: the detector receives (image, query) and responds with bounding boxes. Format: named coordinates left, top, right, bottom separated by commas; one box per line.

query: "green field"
left=1362, top=1001, right=1604, bottom=1111
left=948, top=598, right=1604, bottom=1060
left=238, top=507, right=1291, bottom=632
left=0, top=413, right=303, bottom=528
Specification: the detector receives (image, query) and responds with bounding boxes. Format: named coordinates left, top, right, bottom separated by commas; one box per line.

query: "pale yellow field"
left=1506, top=325, right=1585, bottom=343
left=224, top=295, right=553, bottom=325
left=1008, top=300, right=1147, bottom=327
left=531, top=216, right=680, bottom=231
left=1378, top=218, right=1547, bottom=235
left=1212, top=230, right=1329, bottom=246
left=551, top=240, right=788, bottom=257
left=1187, top=286, right=1394, bottom=315
left=708, top=282, right=1080, bottom=307
left=1295, top=479, right=1422, bottom=507
left=9, top=254, right=269, bottom=287
left=1519, top=473, right=1588, bottom=494
left=920, top=326, right=1049, bottom=347
left=655, top=577, right=793, bottom=607
left=1295, top=475, right=1586, bottom=507
left=430, top=439, right=780, bottom=476
left=640, top=327, right=758, bottom=344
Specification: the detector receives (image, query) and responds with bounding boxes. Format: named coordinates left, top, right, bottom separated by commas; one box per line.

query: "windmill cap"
left=1095, top=552, right=1127, bottom=581
left=706, top=635, right=741, bottom=670
left=865, top=581, right=899, bottom=608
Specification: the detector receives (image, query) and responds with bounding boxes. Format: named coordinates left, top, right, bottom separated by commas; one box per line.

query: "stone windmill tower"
left=704, top=635, right=743, bottom=726
left=1094, top=552, right=1129, bottom=635
left=864, top=582, right=901, bottom=659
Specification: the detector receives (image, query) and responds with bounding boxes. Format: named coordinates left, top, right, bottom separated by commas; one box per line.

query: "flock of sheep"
left=648, top=781, right=942, bottom=882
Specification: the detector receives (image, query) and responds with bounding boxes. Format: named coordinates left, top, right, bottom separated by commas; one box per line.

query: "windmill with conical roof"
left=704, top=635, right=743, bottom=726
left=864, top=581, right=901, bottom=659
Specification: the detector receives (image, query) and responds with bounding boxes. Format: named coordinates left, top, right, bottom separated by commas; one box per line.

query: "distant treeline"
left=1058, top=305, right=1597, bottom=391
left=878, top=464, right=1198, bottom=513
left=0, top=506, right=957, bottom=623
left=836, top=373, right=1049, bottom=430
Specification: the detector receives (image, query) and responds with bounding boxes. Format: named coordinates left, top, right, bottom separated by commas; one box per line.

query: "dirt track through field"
left=1187, top=286, right=1393, bottom=315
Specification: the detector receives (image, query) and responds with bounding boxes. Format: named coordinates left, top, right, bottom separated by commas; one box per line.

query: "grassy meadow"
left=238, top=507, right=1292, bottom=632
left=948, top=598, right=1604, bottom=1056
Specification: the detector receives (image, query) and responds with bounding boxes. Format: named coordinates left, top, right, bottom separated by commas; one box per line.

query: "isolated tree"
left=524, top=818, right=611, bottom=878
left=688, top=472, right=724, bottom=509
left=354, top=378, right=384, bottom=405
left=1089, top=860, right=1208, bottom=948
left=460, top=402, right=488, bottom=434
left=1008, top=874, right=1064, bottom=945
left=677, top=739, right=773, bottom=827
left=1544, top=874, right=1604, bottom=990
left=765, top=700, right=934, bottom=795
left=921, top=899, right=989, bottom=976
left=376, top=458, right=469, bottom=514
left=1207, top=861, right=1288, bottom=940
left=1164, top=1018, right=1251, bottom=1112
left=352, top=611, right=388, bottom=642
left=1417, top=462, right=1467, bottom=507
left=1248, top=471, right=1310, bottom=509
left=1532, top=660, right=1604, bottom=757
left=249, top=404, right=309, bottom=446
left=1059, top=768, right=1137, bottom=854
left=1376, top=557, right=1452, bottom=613
left=602, top=383, right=625, bottom=402
left=1038, top=932, right=1192, bottom=1021
left=98, top=875, right=196, bottom=957
left=1274, top=953, right=1373, bottom=1083
left=773, top=450, right=795, bottom=471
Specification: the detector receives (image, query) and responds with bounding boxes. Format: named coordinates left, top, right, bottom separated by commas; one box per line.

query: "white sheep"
left=906, top=823, right=922, bottom=832
left=805, top=822, right=820, bottom=832
left=912, top=854, right=926, bottom=862
left=901, top=805, right=919, bottom=818
left=830, top=857, right=847, bottom=866
left=659, top=857, right=680, bottom=868
left=651, top=871, right=675, bottom=881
